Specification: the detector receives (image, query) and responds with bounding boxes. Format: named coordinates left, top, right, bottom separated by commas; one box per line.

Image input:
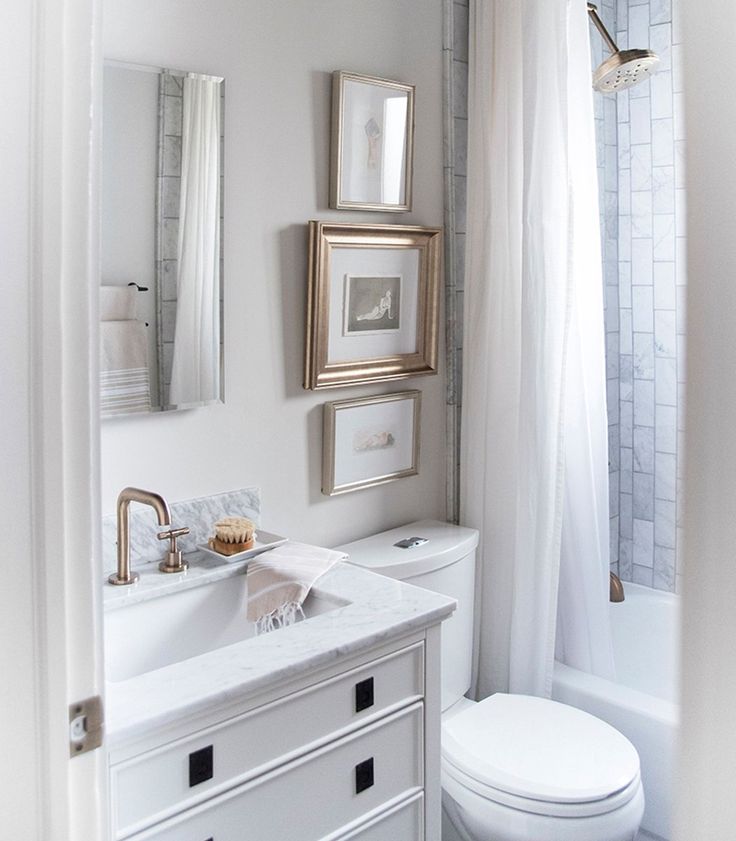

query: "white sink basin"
left=105, top=573, right=345, bottom=682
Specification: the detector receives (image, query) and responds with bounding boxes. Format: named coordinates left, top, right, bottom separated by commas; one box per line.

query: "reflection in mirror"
left=101, top=61, right=224, bottom=417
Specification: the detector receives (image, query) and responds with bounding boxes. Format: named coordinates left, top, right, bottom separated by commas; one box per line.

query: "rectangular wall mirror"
left=101, top=61, right=224, bottom=417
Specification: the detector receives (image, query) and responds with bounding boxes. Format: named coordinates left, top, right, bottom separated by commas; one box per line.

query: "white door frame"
left=22, top=0, right=106, bottom=837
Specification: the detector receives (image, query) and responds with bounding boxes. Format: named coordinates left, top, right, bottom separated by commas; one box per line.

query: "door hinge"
left=69, top=695, right=104, bottom=757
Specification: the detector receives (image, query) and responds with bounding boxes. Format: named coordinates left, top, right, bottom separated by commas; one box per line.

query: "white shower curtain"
left=460, top=0, right=614, bottom=700
left=169, top=73, right=221, bottom=406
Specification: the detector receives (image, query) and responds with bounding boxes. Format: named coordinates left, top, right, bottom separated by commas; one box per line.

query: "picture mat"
left=333, top=397, right=415, bottom=488
left=328, top=246, right=419, bottom=363
left=340, top=79, right=408, bottom=206
left=343, top=274, right=402, bottom=336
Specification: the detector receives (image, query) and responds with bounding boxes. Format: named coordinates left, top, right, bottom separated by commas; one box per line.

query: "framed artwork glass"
left=330, top=71, right=415, bottom=212
left=304, top=222, right=442, bottom=390
left=322, top=390, right=421, bottom=495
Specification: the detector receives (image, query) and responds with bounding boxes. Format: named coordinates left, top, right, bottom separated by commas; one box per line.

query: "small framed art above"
left=322, top=390, right=421, bottom=496
left=304, top=221, right=442, bottom=390
left=330, top=71, right=415, bottom=212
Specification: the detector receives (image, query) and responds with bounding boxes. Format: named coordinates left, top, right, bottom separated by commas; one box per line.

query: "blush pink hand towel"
left=246, top=542, right=346, bottom=633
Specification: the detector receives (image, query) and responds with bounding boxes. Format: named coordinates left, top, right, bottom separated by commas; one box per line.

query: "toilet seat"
left=443, top=756, right=642, bottom=819
left=441, top=693, right=641, bottom=818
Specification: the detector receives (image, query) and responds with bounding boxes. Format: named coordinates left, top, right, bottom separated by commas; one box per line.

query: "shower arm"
left=587, top=2, right=620, bottom=54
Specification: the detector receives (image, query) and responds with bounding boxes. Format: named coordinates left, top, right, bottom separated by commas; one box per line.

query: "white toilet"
left=340, top=520, right=644, bottom=841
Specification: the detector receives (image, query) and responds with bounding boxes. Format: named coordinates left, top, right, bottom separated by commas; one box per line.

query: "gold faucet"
left=610, top=571, right=625, bottom=602
left=108, top=487, right=189, bottom=585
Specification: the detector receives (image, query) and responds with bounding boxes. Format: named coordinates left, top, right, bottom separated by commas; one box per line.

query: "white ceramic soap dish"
left=196, top=530, right=288, bottom=564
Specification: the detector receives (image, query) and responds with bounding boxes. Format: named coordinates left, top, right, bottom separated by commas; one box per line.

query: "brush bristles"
left=213, top=516, right=255, bottom=544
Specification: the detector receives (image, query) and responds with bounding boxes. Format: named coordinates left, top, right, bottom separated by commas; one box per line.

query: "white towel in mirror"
left=100, top=320, right=151, bottom=417
left=100, top=285, right=138, bottom=321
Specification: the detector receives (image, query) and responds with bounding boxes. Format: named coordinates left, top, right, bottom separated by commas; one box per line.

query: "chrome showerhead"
left=587, top=3, right=660, bottom=93
left=593, top=49, right=660, bottom=93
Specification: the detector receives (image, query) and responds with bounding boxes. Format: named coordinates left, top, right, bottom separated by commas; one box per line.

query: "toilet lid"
left=442, top=694, right=640, bottom=804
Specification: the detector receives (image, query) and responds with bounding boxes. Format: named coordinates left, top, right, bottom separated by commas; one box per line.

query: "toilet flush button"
left=394, top=537, right=429, bottom=549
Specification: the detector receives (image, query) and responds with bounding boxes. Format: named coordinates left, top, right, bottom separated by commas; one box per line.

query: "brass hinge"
left=69, top=696, right=104, bottom=757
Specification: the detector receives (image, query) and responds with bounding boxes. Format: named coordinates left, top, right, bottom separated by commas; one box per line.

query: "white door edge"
left=27, top=0, right=107, bottom=838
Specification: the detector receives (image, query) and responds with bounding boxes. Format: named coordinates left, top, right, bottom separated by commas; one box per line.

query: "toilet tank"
left=336, top=519, right=479, bottom=711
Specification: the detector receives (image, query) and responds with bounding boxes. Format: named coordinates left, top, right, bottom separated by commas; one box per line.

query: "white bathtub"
left=552, top=583, right=679, bottom=840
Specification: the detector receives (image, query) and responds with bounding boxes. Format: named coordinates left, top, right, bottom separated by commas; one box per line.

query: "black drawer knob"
left=355, top=757, right=374, bottom=794
left=189, top=745, right=214, bottom=787
left=355, top=677, right=374, bottom=713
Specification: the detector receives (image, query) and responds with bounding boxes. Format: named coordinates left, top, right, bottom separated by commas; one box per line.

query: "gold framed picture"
left=304, top=221, right=442, bottom=390
left=322, top=390, right=421, bottom=496
left=330, top=71, right=415, bottom=212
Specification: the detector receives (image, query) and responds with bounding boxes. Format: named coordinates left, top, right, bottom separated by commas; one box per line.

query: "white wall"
left=101, top=0, right=446, bottom=546
left=102, top=65, right=160, bottom=401
left=101, top=66, right=158, bottom=290
left=675, top=1, right=736, bottom=837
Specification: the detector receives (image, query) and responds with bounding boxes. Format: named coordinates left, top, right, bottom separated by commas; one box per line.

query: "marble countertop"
left=104, top=553, right=455, bottom=748
left=103, top=547, right=258, bottom=611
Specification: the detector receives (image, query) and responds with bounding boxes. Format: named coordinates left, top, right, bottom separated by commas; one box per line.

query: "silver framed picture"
left=330, top=71, right=415, bottom=212
left=304, top=221, right=442, bottom=390
left=322, top=390, right=421, bottom=495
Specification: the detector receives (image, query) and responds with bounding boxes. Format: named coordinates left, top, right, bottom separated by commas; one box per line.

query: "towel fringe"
left=255, top=601, right=306, bottom=635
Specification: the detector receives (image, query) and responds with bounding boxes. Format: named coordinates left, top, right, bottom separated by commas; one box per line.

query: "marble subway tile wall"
left=443, top=0, right=468, bottom=523
left=158, top=72, right=184, bottom=406
left=591, top=0, right=622, bottom=579
left=616, top=0, right=685, bottom=592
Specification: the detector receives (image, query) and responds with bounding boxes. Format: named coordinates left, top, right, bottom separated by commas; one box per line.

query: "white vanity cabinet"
left=108, top=631, right=443, bottom=841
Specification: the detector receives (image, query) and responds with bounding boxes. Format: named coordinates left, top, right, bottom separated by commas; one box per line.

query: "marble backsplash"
left=101, top=486, right=260, bottom=573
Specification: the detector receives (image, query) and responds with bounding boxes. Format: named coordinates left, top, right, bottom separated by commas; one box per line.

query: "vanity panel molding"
left=118, top=704, right=423, bottom=841
left=111, top=642, right=425, bottom=836
left=338, top=793, right=424, bottom=840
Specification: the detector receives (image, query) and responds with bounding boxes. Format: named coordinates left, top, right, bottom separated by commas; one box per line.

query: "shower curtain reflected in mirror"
left=460, top=0, right=614, bottom=700
left=169, top=73, right=222, bottom=407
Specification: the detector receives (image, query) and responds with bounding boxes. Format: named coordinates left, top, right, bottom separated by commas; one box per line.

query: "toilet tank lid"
left=336, top=519, right=479, bottom=579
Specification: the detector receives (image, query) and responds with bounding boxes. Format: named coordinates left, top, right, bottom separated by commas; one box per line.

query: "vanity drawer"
left=126, top=704, right=424, bottom=841
left=334, top=792, right=424, bottom=840
left=112, top=642, right=424, bottom=837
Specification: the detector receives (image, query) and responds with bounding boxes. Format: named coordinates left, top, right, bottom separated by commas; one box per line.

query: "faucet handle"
left=157, top=526, right=190, bottom=543
left=157, top=526, right=190, bottom=574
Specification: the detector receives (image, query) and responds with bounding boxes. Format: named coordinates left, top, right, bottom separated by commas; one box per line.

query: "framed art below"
left=330, top=71, right=415, bottom=212
left=304, top=221, right=442, bottom=390
left=322, top=390, right=421, bottom=496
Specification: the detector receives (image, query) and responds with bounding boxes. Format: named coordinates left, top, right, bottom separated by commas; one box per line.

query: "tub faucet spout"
left=610, top=572, right=625, bottom=602
left=108, top=487, right=171, bottom=586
